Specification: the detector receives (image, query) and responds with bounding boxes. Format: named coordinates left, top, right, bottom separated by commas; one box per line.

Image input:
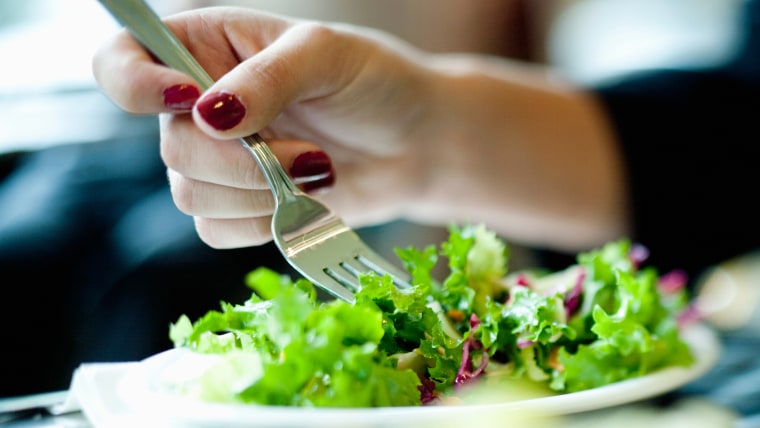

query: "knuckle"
left=158, top=118, right=185, bottom=171
left=194, top=218, right=226, bottom=249
left=114, top=57, right=154, bottom=113
left=234, top=154, right=259, bottom=189
left=243, top=22, right=336, bottom=99
left=248, top=188, right=276, bottom=213
left=294, top=21, right=338, bottom=45
left=242, top=219, right=273, bottom=246
left=194, top=217, right=272, bottom=249
left=168, top=174, right=196, bottom=215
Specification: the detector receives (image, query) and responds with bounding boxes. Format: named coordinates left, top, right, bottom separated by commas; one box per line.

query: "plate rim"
left=114, top=322, right=721, bottom=426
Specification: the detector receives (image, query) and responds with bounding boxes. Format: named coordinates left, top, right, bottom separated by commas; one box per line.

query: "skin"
left=92, top=7, right=630, bottom=253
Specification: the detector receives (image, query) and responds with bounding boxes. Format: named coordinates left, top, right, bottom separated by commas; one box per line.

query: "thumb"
left=191, top=20, right=361, bottom=139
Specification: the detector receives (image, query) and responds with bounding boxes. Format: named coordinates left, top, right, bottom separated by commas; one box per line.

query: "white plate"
left=110, top=323, right=720, bottom=428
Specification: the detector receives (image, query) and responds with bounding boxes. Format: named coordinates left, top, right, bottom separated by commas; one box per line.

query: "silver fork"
left=97, top=0, right=410, bottom=302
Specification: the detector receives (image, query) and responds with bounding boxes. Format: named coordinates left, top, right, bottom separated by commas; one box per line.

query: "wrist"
left=401, top=54, right=630, bottom=250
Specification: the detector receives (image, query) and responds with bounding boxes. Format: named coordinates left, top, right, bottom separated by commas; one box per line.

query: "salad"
left=167, top=223, right=695, bottom=407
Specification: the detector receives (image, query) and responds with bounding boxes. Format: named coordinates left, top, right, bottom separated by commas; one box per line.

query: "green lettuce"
left=168, top=224, right=695, bottom=407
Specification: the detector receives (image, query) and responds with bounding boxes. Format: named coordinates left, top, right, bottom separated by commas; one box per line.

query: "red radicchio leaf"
left=629, top=243, right=650, bottom=269
left=516, top=273, right=530, bottom=287
left=418, top=374, right=440, bottom=405
left=454, top=313, right=489, bottom=389
left=658, top=269, right=688, bottom=293
left=564, top=268, right=585, bottom=319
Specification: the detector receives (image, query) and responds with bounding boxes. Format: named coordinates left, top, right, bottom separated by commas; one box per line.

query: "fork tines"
left=323, top=253, right=411, bottom=294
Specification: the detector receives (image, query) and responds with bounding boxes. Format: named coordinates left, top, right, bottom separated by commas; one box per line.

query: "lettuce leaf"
left=168, top=224, right=695, bottom=407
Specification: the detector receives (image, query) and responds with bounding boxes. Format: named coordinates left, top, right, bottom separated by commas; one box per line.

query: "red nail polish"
left=195, top=91, right=246, bottom=130
left=163, top=84, right=200, bottom=110
left=290, top=151, right=335, bottom=193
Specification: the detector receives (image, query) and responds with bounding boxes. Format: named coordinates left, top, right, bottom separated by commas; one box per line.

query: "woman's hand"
left=93, top=6, right=628, bottom=253
left=93, top=7, right=433, bottom=248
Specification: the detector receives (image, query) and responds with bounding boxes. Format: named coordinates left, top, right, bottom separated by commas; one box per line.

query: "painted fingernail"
left=196, top=91, right=246, bottom=130
left=290, top=151, right=336, bottom=193
left=163, top=84, right=200, bottom=110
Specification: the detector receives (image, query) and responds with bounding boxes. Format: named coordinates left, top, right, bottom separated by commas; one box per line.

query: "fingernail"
left=196, top=91, right=246, bottom=130
left=290, top=151, right=335, bottom=193
left=163, top=84, right=200, bottom=110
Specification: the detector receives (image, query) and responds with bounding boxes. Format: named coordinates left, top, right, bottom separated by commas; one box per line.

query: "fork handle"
left=97, top=0, right=299, bottom=203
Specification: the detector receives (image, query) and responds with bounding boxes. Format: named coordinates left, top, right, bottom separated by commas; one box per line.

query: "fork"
left=97, top=0, right=410, bottom=303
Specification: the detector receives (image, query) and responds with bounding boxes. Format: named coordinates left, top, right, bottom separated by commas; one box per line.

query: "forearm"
left=406, top=54, right=630, bottom=251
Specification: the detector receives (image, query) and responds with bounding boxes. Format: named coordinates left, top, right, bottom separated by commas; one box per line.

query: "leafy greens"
left=167, top=224, right=695, bottom=407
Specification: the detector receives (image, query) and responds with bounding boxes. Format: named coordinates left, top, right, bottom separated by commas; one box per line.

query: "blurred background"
left=0, top=0, right=746, bottom=156
left=1, top=1, right=755, bottom=418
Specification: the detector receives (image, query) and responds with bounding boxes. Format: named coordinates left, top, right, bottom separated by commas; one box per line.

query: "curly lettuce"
left=167, top=224, right=695, bottom=407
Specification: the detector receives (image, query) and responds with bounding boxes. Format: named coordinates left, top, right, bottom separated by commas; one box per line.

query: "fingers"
left=190, top=21, right=360, bottom=139
left=193, top=216, right=273, bottom=249
left=93, top=7, right=325, bottom=123
left=92, top=8, right=294, bottom=115
left=167, top=170, right=275, bottom=218
left=170, top=137, right=336, bottom=249
left=160, top=114, right=333, bottom=191
left=164, top=114, right=337, bottom=249
left=91, top=8, right=387, bottom=250
left=159, top=114, right=264, bottom=189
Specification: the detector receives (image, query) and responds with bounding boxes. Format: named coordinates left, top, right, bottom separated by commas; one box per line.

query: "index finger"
left=92, top=29, right=199, bottom=114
